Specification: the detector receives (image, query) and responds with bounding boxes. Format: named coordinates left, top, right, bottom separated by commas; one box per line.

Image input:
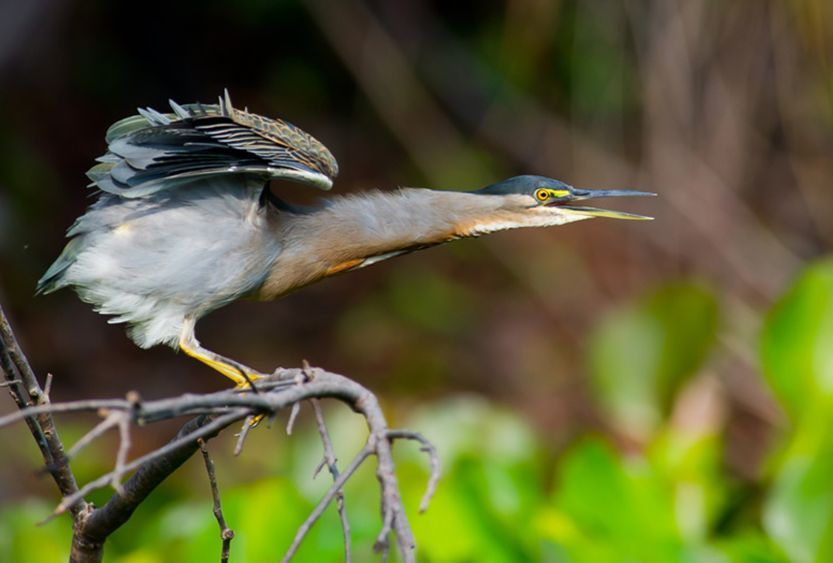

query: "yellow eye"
left=535, top=188, right=550, bottom=201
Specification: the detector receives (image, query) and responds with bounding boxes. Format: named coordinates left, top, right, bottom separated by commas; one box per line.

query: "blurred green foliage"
left=588, top=283, right=719, bottom=438
left=762, top=260, right=833, bottom=562
left=7, top=260, right=833, bottom=562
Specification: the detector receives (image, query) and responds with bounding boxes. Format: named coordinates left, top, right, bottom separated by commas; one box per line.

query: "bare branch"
left=78, top=413, right=227, bottom=548
left=311, top=398, right=351, bottom=562
left=4, top=303, right=427, bottom=561
left=388, top=430, right=441, bottom=513
left=0, top=398, right=132, bottom=428
left=56, top=410, right=248, bottom=516
left=1, top=370, right=424, bottom=560
left=281, top=443, right=373, bottom=563
left=199, top=439, right=234, bottom=563
left=0, top=305, right=86, bottom=519
left=0, top=305, right=40, bottom=386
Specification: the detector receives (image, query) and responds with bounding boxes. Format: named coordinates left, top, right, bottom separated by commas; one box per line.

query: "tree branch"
left=1, top=303, right=435, bottom=562
left=0, top=305, right=85, bottom=516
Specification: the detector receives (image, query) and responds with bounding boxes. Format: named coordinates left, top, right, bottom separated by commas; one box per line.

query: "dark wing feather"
left=88, top=90, right=338, bottom=198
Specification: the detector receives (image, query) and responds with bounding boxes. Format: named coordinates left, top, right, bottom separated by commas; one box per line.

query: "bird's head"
left=471, top=175, right=654, bottom=232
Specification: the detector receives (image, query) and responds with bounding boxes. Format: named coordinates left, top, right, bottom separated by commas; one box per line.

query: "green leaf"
left=761, top=259, right=833, bottom=418
left=761, top=260, right=833, bottom=561
left=550, top=439, right=682, bottom=562
left=715, top=532, right=788, bottom=563
left=408, top=397, right=544, bottom=562
left=764, top=407, right=833, bottom=563
left=587, top=283, right=719, bottom=436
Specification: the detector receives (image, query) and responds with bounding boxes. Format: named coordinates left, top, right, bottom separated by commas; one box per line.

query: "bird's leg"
left=179, top=330, right=269, bottom=428
left=178, top=320, right=263, bottom=389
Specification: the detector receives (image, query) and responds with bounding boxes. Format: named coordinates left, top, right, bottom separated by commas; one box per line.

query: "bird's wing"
left=87, top=90, right=339, bottom=198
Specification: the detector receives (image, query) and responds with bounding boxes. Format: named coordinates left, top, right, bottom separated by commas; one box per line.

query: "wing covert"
left=88, top=90, right=338, bottom=198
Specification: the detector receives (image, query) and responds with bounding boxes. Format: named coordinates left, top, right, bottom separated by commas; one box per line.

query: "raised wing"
left=87, top=90, right=339, bottom=198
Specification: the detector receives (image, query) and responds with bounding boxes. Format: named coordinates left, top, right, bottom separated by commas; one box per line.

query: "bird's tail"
left=36, top=237, right=82, bottom=294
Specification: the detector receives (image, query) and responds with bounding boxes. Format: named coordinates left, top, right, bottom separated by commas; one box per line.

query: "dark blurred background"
left=1, top=0, right=832, bottom=561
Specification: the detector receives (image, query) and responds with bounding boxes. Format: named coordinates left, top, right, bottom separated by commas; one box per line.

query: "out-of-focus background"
left=1, top=0, right=832, bottom=561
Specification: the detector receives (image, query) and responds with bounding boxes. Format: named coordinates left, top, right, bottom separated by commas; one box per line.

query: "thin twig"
left=285, top=364, right=313, bottom=435
left=54, top=410, right=248, bottom=516
left=43, top=373, right=53, bottom=399
left=199, top=439, right=234, bottom=563
left=233, top=415, right=255, bottom=456
left=66, top=411, right=121, bottom=460
left=110, top=413, right=131, bottom=492
left=387, top=430, right=440, bottom=513
left=281, top=443, right=373, bottom=563
left=286, top=402, right=300, bottom=435
left=374, top=489, right=395, bottom=555
left=0, top=398, right=133, bottom=428
left=311, top=398, right=351, bottom=562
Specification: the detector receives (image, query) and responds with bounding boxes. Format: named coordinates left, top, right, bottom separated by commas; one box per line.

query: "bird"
left=38, top=90, right=654, bottom=387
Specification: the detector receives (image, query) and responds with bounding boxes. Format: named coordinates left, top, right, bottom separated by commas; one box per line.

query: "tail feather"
left=36, top=238, right=83, bottom=294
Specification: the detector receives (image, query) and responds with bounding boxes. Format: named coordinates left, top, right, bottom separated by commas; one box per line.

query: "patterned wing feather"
left=90, top=90, right=338, bottom=198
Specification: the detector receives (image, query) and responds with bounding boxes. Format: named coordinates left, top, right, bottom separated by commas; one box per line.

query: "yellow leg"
left=178, top=320, right=262, bottom=388
left=179, top=340, right=254, bottom=387
left=178, top=319, right=267, bottom=427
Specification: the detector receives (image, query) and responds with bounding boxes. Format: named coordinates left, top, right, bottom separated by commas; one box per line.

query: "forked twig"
left=311, top=398, right=351, bottom=562
left=199, top=439, right=234, bottom=563
left=281, top=443, right=374, bottom=563
left=387, top=430, right=441, bottom=513
left=54, top=410, right=248, bottom=516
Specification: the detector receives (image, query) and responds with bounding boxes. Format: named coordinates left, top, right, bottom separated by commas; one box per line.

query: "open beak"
left=554, top=188, right=656, bottom=220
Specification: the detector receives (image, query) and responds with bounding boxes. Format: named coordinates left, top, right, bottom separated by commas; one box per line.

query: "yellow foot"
left=177, top=332, right=267, bottom=426
left=233, top=372, right=261, bottom=389
left=249, top=414, right=266, bottom=428
left=232, top=376, right=266, bottom=427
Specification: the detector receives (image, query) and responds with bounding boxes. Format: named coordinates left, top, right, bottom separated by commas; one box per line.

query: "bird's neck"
left=256, top=188, right=506, bottom=300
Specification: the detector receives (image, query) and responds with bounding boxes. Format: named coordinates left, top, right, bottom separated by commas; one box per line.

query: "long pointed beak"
left=557, top=187, right=656, bottom=220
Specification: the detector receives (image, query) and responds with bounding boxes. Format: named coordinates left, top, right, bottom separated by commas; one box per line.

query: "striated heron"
left=38, top=91, right=653, bottom=386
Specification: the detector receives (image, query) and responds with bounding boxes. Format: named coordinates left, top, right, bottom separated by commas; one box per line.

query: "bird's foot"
left=247, top=414, right=266, bottom=428
left=232, top=372, right=266, bottom=427
left=232, top=372, right=261, bottom=390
